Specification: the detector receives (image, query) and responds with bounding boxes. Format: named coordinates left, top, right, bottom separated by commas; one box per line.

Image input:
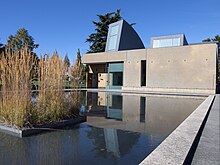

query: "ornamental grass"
left=0, top=49, right=81, bottom=128
left=0, top=48, right=35, bottom=128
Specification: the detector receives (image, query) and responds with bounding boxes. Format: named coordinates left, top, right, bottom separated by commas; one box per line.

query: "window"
left=107, top=25, right=119, bottom=51
left=152, top=37, right=181, bottom=48
left=110, top=25, right=119, bottom=36
left=112, top=72, right=123, bottom=86
left=108, top=35, right=118, bottom=51
left=160, top=39, right=172, bottom=47
left=172, top=38, right=180, bottom=46
left=108, top=63, right=123, bottom=89
left=153, top=40, right=160, bottom=48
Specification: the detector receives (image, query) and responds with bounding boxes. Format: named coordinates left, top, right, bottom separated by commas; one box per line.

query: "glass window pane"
left=110, top=25, right=119, bottom=36
left=112, top=72, right=123, bottom=86
left=108, top=35, right=118, bottom=51
left=109, top=63, right=123, bottom=72
left=172, top=38, right=181, bottom=46
left=160, top=39, right=172, bottom=47
left=153, top=40, right=160, bottom=48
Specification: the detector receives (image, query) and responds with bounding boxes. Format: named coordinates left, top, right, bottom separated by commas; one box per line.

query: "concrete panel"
left=124, top=49, right=147, bottom=87
left=147, top=44, right=217, bottom=90
left=82, top=51, right=126, bottom=64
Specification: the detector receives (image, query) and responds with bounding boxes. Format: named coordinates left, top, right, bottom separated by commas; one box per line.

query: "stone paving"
left=191, top=94, right=220, bottom=165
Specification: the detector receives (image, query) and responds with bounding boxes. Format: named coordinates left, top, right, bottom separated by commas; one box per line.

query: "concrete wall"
left=147, top=44, right=216, bottom=90
left=124, top=49, right=146, bottom=87
left=83, top=51, right=126, bottom=64
left=82, top=43, right=217, bottom=94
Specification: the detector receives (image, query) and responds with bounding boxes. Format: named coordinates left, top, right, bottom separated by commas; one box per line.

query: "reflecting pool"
left=0, top=91, right=205, bottom=165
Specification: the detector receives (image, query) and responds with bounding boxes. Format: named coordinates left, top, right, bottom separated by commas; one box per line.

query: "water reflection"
left=0, top=126, right=80, bottom=165
left=86, top=127, right=140, bottom=159
left=84, top=92, right=203, bottom=158
left=0, top=92, right=205, bottom=165
left=85, top=92, right=204, bottom=145
left=0, top=124, right=156, bottom=165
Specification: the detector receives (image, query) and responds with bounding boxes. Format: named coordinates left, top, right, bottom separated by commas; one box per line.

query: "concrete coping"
left=72, top=88, right=210, bottom=97
left=139, top=95, right=215, bottom=165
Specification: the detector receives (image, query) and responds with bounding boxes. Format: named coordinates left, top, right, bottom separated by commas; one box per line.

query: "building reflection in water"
left=85, top=92, right=204, bottom=158
left=0, top=126, right=80, bottom=165
left=0, top=91, right=204, bottom=165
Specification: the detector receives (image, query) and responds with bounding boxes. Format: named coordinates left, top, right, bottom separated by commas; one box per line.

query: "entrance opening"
left=108, top=63, right=124, bottom=89
left=141, top=60, right=146, bottom=86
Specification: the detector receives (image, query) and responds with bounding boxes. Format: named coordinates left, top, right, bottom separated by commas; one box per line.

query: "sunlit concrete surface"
left=191, top=94, right=220, bottom=165
left=139, top=95, right=214, bottom=165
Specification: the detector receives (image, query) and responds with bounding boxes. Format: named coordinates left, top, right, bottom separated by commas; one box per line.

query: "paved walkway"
left=192, top=94, right=220, bottom=165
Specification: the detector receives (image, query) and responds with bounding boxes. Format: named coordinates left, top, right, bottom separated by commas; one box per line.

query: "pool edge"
left=139, top=95, right=215, bottom=165
left=0, top=116, right=87, bottom=138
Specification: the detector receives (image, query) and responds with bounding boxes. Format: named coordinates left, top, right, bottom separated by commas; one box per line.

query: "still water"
left=0, top=91, right=205, bottom=165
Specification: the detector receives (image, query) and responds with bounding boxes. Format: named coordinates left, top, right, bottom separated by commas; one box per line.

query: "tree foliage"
left=64, top=54, right=70, bottom=71
left=5, top=28, right=39, bottom=52
left=86, top=9, right=122, bottom=53
left=0, top=41, right=3, bottom=49
left=0, top=38, right=5, bottom=55
left=76, top=48, right=82, bottom=64
left=71, top=49, right=84, bottom=87
left=202, top=35, right=220, bottom=42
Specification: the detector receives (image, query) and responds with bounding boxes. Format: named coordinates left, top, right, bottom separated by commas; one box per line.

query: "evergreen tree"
left=71, top=49, right=83, bottom=87
left=203, top=35, right=220, bottom=42
left=0, top=43, right=3, bottom=48
left=5, top=28, right=39, bottom=52
left=64, top=54, right=70, bottom=70
left=0, top=41, right=4, bottom=54
left=86, top=9, right=122, bottom=53
left=76, top=48, right=82, bottom=64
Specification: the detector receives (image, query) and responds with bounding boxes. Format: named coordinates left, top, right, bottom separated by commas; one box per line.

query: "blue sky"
left=0, top=0, right=219, bottom=62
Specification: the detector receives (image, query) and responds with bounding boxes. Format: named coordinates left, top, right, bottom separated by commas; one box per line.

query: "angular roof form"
left=105, top=20, right=145, bottom=52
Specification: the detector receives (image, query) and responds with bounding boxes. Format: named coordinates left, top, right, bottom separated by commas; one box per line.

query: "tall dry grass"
left=0, top=49, right=81, bottom=128
left=0, top=48, right=36, bottom=128
left=31, top=52, right=80, bottom=125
